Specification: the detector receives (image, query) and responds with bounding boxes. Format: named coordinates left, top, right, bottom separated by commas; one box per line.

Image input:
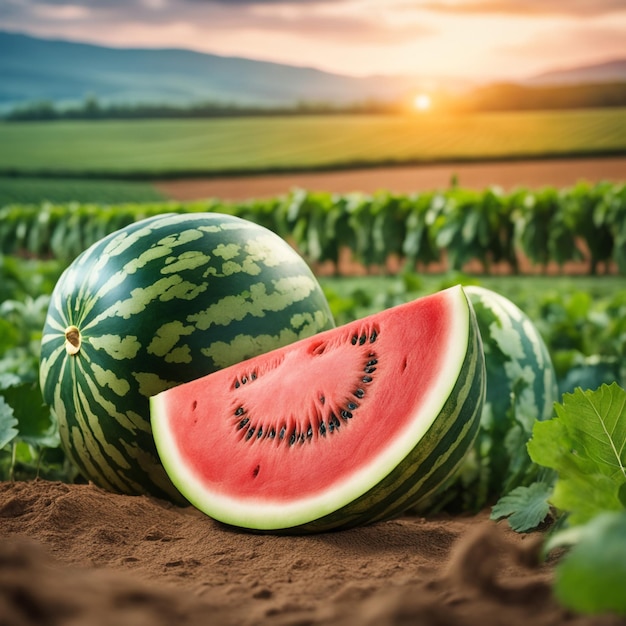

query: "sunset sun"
left=413, top=93, right=432, bottom=112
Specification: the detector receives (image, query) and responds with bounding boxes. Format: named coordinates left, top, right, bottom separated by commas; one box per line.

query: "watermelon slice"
left=150, top=285, right=485, bottom=532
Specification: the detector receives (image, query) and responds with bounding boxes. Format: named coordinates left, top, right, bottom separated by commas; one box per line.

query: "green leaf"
left=490, top=481, right=553, bottom=532
left=0, top=396, right=19, bottom=448
left=552, top=470, right=623, bottom=526
left=1, top=381, right=58, bottom=447
left=551, top=511, right=626, bottom=616
left=527, top=383, right=626, bottom=525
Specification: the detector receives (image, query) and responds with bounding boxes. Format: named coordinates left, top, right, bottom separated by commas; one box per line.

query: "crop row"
left=2, top=110, right=625, bottom=176
left=1, top=181, right=625, bottom=274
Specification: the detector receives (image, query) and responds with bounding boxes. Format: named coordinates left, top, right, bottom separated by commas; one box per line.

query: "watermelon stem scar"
left=64, top=325, right=81, bottom=355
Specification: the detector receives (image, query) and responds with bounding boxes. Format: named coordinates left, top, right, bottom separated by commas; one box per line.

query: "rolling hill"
left=527, top=59, right=626, bottom=86
left=0, top=30, right=428, bottom=112
left=1, top=30, right=625, bottom=114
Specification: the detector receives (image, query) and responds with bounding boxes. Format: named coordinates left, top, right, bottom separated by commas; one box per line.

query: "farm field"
left=2, top=156, right=625, bottom=207
left=1, top=108, right=625, bottom=178
left=156, top=155, right=626, bottom=201
left=1, top=260, right=625, bottom=624
left=0, top=176, right=166, bottom=205
left=1, top=155, right=625, bottom=624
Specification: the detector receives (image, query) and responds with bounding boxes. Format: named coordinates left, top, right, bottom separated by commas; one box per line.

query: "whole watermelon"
left=39, top=212, right=335, bottom=502
left=419, top=285, right=558, bottom=513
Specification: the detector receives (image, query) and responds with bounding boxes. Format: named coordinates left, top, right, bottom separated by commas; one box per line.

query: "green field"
left=1, top=108, right=625, bottom=178
left=0, top=177, right=165, bottom=205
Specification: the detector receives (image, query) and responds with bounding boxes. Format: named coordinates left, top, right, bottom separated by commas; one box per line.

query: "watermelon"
left=39, top=212, right=334, bottom=502
left=425, top=285, right=559, bottom=512
left=150, top=285, right=485, bottom=532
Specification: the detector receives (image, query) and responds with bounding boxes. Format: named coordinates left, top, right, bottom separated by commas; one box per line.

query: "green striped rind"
left=282, top=297, right=485, bottom=533
left=39, top=212, right=334, bottom=502
left=425, top=285, right=559, bottom=512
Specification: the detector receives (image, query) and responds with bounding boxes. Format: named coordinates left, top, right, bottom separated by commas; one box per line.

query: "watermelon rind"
left=39, top=212, right=335, bottom=502
left=150, top=285, right=485, bottom=532
left=421, top=284, right=559, bottom=513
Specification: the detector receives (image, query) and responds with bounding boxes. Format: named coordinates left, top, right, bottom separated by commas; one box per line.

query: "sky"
left=1, top=0, right=625, bottom=81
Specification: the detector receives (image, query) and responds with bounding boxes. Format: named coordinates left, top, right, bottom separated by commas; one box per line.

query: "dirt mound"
left=0, top=480, right=623, bottom=626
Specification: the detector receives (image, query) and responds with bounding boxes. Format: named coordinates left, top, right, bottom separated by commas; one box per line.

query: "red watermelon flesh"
left=150, top=285, right=485, bottom=532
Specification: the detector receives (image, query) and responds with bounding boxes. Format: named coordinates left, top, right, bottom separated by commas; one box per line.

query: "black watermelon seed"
left=367, top=359, right=378, bottom=366
left=307, top=425, right=313, bottom=438
left=241, top=376, right=248, bottom=384
left=341, top=410, right=353, bottom=420
left=370, top=330, right=378, bottom=342
left=364, top=366, right=376, bottom=374
left=234, top=380, right=240, bottom=389
left=331, top=414, right=341, bottom=428
left=347, top=402, right=357, bottom=410
left=362, top=376, right=373, bottom=383
left=251, top=372, right=257, bottom=380
left=279, top=426, right=286, bottom=439
left=257, top=428, right=263, bottom=438
left=268, top=428, right=276, bottom=439
left=289, top=432, right=296, bottom=445
left=235, top=407, right=244, bottom=416
left=354, top=388, right=365, bottom=398
left=328, top=421, right=335, bottom=432
left=319, top=395, right=326, bottom=405
left=246, top=428, right=255, bottom=440
left=319, top=422, right=327, bottom=436
left=238, top=418, right=250, bottom=429
left=359, top=334, right=366, bottom=345
left=351, top=335, right=358, bottom=345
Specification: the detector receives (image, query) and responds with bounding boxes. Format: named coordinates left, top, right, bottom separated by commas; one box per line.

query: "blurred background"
left=0, top=0, right=625, bottom=202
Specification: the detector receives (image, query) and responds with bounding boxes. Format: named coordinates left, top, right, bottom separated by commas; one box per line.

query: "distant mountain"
left=3, top=31, right=622, bottom=115
left=527, top=58, right=626, bottom=86
left=0, top=30, right=452, bottom=112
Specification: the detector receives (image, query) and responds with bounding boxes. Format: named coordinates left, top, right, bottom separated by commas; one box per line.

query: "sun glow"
left=413, top=93, right=432, bottom=112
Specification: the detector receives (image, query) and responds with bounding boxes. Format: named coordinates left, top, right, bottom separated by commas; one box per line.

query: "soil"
left=154, top=156, right=626, bottom=202
left=1, top=480, right=624, bottom=626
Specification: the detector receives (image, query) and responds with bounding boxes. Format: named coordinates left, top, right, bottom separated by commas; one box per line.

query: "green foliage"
left=0, top=177, right=166, bottom=206
left=507, top=384, right=626, bottom=617
left=547, top=511, right=626, bottom=616
left=534, top=289, right=626, bottom=392
left=430, top=186, right=514, bottom=273
left=1, top=182, right=625, bottom=274
left=490, top=481, right=553, bottom=532
left=493, top=383, right=626, bottom=532
left=0, top=396, right=18, bottom=449
left=528, top=383, right=626, bottom=525
left=0, top=259, right=71, bottom=481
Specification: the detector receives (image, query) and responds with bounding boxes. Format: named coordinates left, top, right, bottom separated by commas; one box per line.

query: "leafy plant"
left=494, top=383, right=626, bottom=616
left=546, top=511, right=626, bottom=616
left=1, top=183, right=624, bottom=274
left=529, top=383, right=626, bottom=525
left=0, top=265, right=74, bottom=481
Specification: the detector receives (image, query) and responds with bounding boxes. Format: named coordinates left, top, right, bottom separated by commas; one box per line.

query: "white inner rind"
left=150, top=285, right=470, bottom=530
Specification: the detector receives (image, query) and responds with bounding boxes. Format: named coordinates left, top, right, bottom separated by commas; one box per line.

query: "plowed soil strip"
left=155, top=157, right=626, bottom=202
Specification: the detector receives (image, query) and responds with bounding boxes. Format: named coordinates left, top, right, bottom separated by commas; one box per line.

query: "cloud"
left=496, top=24, right=626, bottom=75
left=0, top=0, right=434, bottom=44
left=416, top=0, right=626, bottom=17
